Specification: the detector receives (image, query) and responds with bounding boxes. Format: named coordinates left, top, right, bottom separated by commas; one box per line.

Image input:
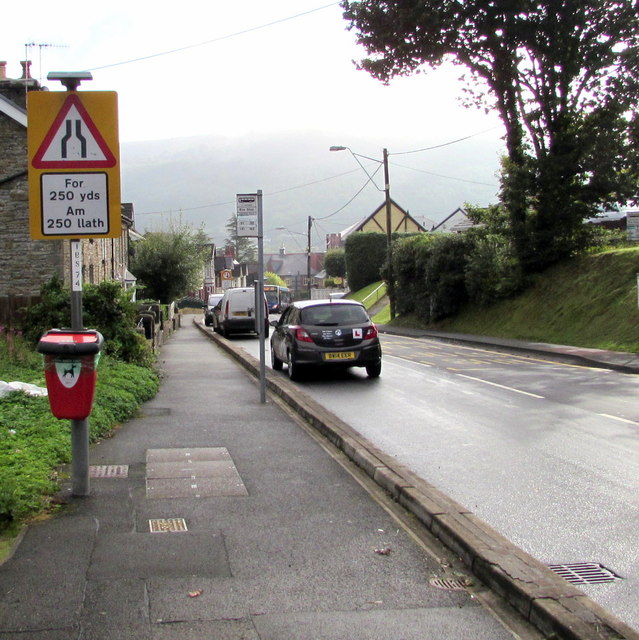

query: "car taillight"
left=224, top=300, right=230, bottom=318
left=292, top=326, right=313, bottom=343
left=364, top=324, right=378, bottom=340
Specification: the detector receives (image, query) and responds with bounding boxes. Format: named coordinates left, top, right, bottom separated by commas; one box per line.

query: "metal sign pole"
left=70, top=216, right=90, bottom=496
left=257, top=191, right=266, bottom=404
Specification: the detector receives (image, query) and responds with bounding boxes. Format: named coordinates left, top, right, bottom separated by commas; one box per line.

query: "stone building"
left=0, top=60, right=138, bottom=319
left=0, top=61, right=65, bottom=300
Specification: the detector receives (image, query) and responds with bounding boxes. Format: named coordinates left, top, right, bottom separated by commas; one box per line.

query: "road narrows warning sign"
left=28, top=91, right=121, bottom=240
left=32, top=94, right=116, bottom=169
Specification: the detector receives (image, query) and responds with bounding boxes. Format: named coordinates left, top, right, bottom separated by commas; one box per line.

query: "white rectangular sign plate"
left=236, top=193, right=258, bottom=237
left=40, top=173, right=109, bottom=236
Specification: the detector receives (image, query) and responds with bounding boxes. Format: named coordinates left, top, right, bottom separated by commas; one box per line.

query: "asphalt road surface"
left=237, top=330, right=639, bottom=631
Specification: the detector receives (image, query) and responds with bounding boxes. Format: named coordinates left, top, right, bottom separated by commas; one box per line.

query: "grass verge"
left=0, top=332, right=159, bottom=540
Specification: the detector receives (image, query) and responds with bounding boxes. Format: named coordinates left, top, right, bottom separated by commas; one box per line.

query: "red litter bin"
left=37, top=329, right=104, bottom=420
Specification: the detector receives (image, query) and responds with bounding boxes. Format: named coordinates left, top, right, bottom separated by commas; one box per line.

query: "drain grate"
left=89, top=465, right=129, bottom=478
left=547, top=563, right=621, bottom=585
left=429, top=577, right=469, bottom=591
left=149, top=518, right=188, bottom=533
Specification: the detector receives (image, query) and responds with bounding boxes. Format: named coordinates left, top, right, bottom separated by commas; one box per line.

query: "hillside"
left=390, top=247, right=639, bottom=353
left=120, top=130, right=503, bottom=250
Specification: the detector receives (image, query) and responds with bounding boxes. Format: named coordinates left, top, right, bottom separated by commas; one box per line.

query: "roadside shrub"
left=464, top=229, right=523, bottom=306
left=425, top=234, right=472, bottom=322
left=19, top=277, right=154, bottom=367
left=392, top=233, right=472, bottom=323
left=585, top=226, right=634, bottom=251
left=177, top=296, right=205, bottom=309
left=345, top=233, right=388, bottom=292
left=392, top=234, right=436, bottom=316
left=0, top=352, right=159, bottom=529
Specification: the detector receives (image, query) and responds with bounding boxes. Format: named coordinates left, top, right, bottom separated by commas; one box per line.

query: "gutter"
left=195, top=319, right=639, bottom=640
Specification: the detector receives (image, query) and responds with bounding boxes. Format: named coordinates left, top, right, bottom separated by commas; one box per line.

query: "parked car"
left=213, top=287, right=269, bottom=338
left=270, top=299, right=382, bottom=381
left=204, top=293, right=224, bottom=326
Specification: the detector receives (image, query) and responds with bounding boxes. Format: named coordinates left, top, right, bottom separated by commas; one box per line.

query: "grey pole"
left=382, top=148, right=395, bottom=320
left=52, top=73, right=94, bottom=497
left=307, top=216, right=313, bottom=300
left=257, top=191, right=266, bottom=403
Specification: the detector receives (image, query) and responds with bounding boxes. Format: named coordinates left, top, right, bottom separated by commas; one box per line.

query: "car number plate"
left=234, top=311, right=248, bottom=316
left=324, top=351, right=356, bottom=361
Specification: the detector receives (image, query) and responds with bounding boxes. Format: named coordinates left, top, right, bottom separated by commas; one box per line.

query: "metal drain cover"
left=149, top=518, right=188, bottom=532
left=89, top=465, right=129, bottom=478
left=138, top=407, right=171, bottom=417
left=429, top=577, right=469, bottom=590
left=547, top=563, right=621, bottom=585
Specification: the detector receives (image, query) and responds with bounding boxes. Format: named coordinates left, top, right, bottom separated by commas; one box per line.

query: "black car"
left=270, top=299, right=382, bottom=381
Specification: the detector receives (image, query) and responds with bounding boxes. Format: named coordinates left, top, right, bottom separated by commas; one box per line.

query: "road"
left=237, top=330, right=639, bottom=631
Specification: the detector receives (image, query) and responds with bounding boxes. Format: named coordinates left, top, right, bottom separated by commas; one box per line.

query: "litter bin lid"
left=37, top=329, right=104, bottom=355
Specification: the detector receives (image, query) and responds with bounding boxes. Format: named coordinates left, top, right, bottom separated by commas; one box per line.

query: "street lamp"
left=330, top=145, right=395, bottom=320
left=276, top=217, right=314, bottom=300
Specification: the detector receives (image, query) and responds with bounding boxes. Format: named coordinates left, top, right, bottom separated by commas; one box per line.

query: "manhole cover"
left=138, top=407, right=171, bottom=417
left=149, top=518, right=188, bottom=533
left=89, top=465, right=129, bottom=478
left=547, top=563, right=621, bottom=585
left=429, top=577, right=469, bottom=590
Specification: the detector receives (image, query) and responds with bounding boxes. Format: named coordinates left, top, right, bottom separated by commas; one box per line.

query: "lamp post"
left=329, top=145, right=395, bottom=320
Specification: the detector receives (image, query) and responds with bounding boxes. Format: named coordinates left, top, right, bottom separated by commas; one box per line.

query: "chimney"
left=279, top=245, right=286, bottom=256
left=20, top=60, right=32, bottom=79
left=0, top=62, right=6, bottom=80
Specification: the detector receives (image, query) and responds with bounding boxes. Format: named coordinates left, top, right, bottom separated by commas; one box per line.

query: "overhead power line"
left=88, top=2, right=340, bottom=71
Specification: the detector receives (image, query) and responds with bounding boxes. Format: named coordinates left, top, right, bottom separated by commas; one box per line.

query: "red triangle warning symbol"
left=32, top=94, right=116, bottom=169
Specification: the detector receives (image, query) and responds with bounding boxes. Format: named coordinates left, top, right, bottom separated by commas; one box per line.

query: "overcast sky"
left=6, top=1, right=505, bottom=241
left=6, top=1, right=503, bottom=143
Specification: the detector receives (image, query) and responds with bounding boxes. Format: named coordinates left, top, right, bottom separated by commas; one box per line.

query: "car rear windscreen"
left=301, top=305, right=368, bottom=325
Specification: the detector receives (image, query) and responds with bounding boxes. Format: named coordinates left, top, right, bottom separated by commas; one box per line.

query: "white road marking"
left=598, top=413, right=639, bottom=426
left=457, top=374, right=544, bottom=398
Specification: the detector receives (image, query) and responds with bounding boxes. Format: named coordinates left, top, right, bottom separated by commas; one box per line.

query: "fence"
left=0, top=295, right=40, bottom=327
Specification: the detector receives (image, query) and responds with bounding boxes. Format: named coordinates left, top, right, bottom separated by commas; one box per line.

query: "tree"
left=342, top=0, right=639, bottom=271
left=225, top=214, right=257, bottom=263
left=265, top=271, right=287, bottom=287
left=324, top=249, right=346, bottom=279
left=345, top=232, right=388, bottom=292
left=130, top=220, right=210, bottom=303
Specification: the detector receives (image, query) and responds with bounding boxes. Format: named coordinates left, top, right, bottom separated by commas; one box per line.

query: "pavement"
left=1, top=318, right=638, bottom=640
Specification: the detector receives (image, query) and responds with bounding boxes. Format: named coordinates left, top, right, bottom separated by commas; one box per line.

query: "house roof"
left=0, top=93, right=27, bottom=127
left=431, top=207, right=474, bottom=233
left=340, top=199, right=428, bottom=240
left=264, top=252, right=323, bottom=277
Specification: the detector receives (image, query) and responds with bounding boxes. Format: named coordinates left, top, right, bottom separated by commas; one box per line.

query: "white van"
left=213, top=287, right=269, bottom=338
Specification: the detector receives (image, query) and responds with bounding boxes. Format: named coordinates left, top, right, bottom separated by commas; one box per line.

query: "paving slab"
left=0, top=319, right=522, bottom=640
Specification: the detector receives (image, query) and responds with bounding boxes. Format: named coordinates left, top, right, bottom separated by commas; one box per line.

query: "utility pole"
left=307, top=215, right=313, bottom=300
left=383, top=148, right=395, bottom=320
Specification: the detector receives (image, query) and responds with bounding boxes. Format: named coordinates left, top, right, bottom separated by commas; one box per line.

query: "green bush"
left=425, top=234, right=472, bottom=322
left=464, top=229, right=523, bottom=306
left=392, top=234, right=436, bottom=316
left=392, top=233, right=474, bottom=323
left=345, top=233, right=388, bottom=292
left=0, top=340, right=159, bottom=530
left=19, top=277, right=154, bottom=367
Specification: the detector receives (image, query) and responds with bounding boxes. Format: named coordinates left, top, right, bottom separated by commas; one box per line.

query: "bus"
left=263, top=285, right=292, bottom=314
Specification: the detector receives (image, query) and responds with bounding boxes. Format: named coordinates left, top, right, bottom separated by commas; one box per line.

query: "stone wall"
left=0, top=113, right=65, bottom=296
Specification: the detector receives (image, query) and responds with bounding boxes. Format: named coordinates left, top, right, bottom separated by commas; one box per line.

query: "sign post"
left=27, top=73, right=121, bottom=495
left=236, top=193, right=266, bottom=403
